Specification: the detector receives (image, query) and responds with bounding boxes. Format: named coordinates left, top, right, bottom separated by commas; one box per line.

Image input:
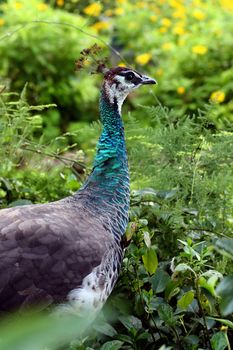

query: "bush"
left=0, top=1, right=233, bottom=348
left=1, top=0, right=233, bottom=132
left=111, top=0, right=233, bottom=127
left=0, top=0, right=100, bottom=137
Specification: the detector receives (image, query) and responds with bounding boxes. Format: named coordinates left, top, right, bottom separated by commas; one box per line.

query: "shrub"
left=0, top=0, right=100, bottom=137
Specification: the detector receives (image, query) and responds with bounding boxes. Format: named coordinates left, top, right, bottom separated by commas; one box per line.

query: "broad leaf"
left=208, top=318, right=233, bottom=330
left=210, top=332, right=228, bottom=350
left=157, top=304, right=176, bottom=327
left=151, top=269, right=170, bottom=293
left=8, top=199, right=33, bottom=207
left=100, top=340, right=124, bottom=350
left=142, top=247, right=158, bottom=275
left=119, top=315, right=142, bottom=331
left=214, top=238, right=233, bottom=259
left=216, top=275, right=233, bottom=316
left=177, top=291, right=194, bottom=310
left=143, top=231, right=151, bottom=248
left=94, top=323, right=117, bottom=337
left=174, top=263, right=195, bottom=275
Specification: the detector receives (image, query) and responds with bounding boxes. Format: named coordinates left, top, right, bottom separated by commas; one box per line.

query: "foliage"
left=0, top=0, right=233, bottom=348
left=69, top=104, right=233, bottom=257
left=0, top=87, right=83, bottom=207
left=0, top=88, right=233, bottom=349
left=111, top=0, right=233, bottom=127
left=1, top=0, right=233, bottom=130
left=0, top=0, right=100, bottom=137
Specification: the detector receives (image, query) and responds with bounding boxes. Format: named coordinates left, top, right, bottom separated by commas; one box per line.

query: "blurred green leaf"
left=94, top=323, right=117, bottom=337
left=214, top=238, right=233, bottom=259
left=151, top=269, right=170, bottom=293
left=142, top=247, right=158, bottom=275
left=119, top=315, right=142, bottom=331
left=157, top=304, right=176, bottom=327
left=177, top=291, right=194, bottom=310
left=174, top=263, right=195, bottom=275
left=216, top=275, right=233, bottom=316
left=208, top=318, right=233, bottom=330
left=210, top=332, right=228, bottom=350
left=99, top=340, right=124, bottom=350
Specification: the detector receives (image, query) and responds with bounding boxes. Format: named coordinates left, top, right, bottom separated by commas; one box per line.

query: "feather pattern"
left=0, top=67, right=156, bottom=313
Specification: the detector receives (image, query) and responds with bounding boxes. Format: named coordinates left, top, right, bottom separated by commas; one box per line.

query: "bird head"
left=102, top=66, right=156, bottom=112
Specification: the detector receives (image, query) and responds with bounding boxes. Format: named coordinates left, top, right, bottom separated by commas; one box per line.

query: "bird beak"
left=141, top=75, right=157, bottom=85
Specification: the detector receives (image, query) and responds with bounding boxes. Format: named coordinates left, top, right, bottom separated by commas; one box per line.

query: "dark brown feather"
left=0, top=198, right=112, bottom=312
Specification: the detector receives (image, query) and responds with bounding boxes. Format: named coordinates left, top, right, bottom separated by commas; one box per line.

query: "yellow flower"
left=210, top=91, right=225, bottom=103
left=150, top=15, right=157, bottom=22
left=135, top=53, right=152, bottom=65
left=118, top=62, right=126, bottom=67
left=117, top=0, right=126, bottom=3
left=156, top=68, right=163, bottom=76
left=37, top=3, right=48, bottom=11
left=105, top=9, right=113, bottom=16
left=192, top=45, right=208, bottom=55
left=172, top=8, right=186, bottom=19
left=91, top=21, right=110, bottom=32
left=159, top=27, right=168, bottom=33
left=0, top=18, right=5, bottom=26
left=136, top=1, right=147, bottom=8
left=56, top=0, right=64, bottom=7
left=221, top=0, right=233, bottom=12
left=115, top=7, right=124, bottom=15
left=83, top=2, right=102, bottom=17
left=170, top=0, right=181, bottom=8
left=177, top=86, right=185, bottom=94
left=173, top=25, right=185, bottom=35
left=162, top=42, right=173, bottom=51
left=161, top=18, right=172, bottom=27
left=14, top=2, right=23, bottom=9
left=193, top=10, right=206, bottom=20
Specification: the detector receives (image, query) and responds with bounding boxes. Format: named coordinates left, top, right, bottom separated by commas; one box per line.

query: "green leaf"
left=184, top=335, right=199, bottom=346
left=214, top=238, right=233, bottom=259
left=119, top=315, right=142, bottom=331
left=177, top=291, right=194, bottom=310
left=165, top=280, right=180, bottom=301
left=142, top=247, right=158, bottom=275
left=151, top=269, right=170, bottom=293
left=125, top=222, right=137, bottom=241
left=199, top=276, right=216, bottom=296
left=216, top=275, right=233, bottom=316
left=158, top=346, right=173, bottom=350
left=143, top=231, right=151, bottom=248
left=8, top=199, right=33, bottom=207
left=208, top=317, right=233, bottom=330
left=100, top=340, right=124, bottom=350
left=210, top=332, right=228, bottom=350
left=174, top=263, right=195, bottom=275
left=94, top=323, right=117, bottom=337
left=157, top=304, right=176, bottom=327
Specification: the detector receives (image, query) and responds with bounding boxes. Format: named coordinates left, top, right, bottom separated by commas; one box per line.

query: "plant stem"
left=195, top=276, right=213, bottom=350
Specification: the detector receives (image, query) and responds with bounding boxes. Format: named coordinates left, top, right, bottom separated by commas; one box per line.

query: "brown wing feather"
left=0, top=200, right=112, bottom=312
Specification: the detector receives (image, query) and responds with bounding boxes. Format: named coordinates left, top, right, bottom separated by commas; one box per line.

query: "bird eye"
left=125, top=72, right=135, bottom=81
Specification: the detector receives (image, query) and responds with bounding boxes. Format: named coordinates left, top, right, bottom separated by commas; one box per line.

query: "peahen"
left=0, top=66, right=156, bottom=314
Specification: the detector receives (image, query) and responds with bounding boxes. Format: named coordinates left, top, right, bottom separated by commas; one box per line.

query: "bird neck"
left=78, top=88, right=130, bottom=238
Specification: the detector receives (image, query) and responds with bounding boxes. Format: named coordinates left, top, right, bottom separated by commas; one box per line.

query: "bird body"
left=0, top=67, right=156, bottom=314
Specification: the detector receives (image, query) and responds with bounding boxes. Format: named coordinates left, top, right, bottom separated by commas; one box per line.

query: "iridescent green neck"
left=77, top=88, right=130, bottom=238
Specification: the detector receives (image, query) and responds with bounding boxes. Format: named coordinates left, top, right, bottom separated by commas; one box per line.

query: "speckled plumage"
left=0, top=67, right=156, bottom=314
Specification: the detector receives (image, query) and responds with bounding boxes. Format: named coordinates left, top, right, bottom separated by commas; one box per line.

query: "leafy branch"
left=0, top=20, right=128, bottom=65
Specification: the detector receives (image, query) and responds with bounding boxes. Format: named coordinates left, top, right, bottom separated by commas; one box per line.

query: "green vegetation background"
left=0, top=0, right=233, bottom=349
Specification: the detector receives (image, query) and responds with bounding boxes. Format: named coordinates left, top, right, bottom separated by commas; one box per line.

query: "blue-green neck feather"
left=77, top=89, right=130, bottom=239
